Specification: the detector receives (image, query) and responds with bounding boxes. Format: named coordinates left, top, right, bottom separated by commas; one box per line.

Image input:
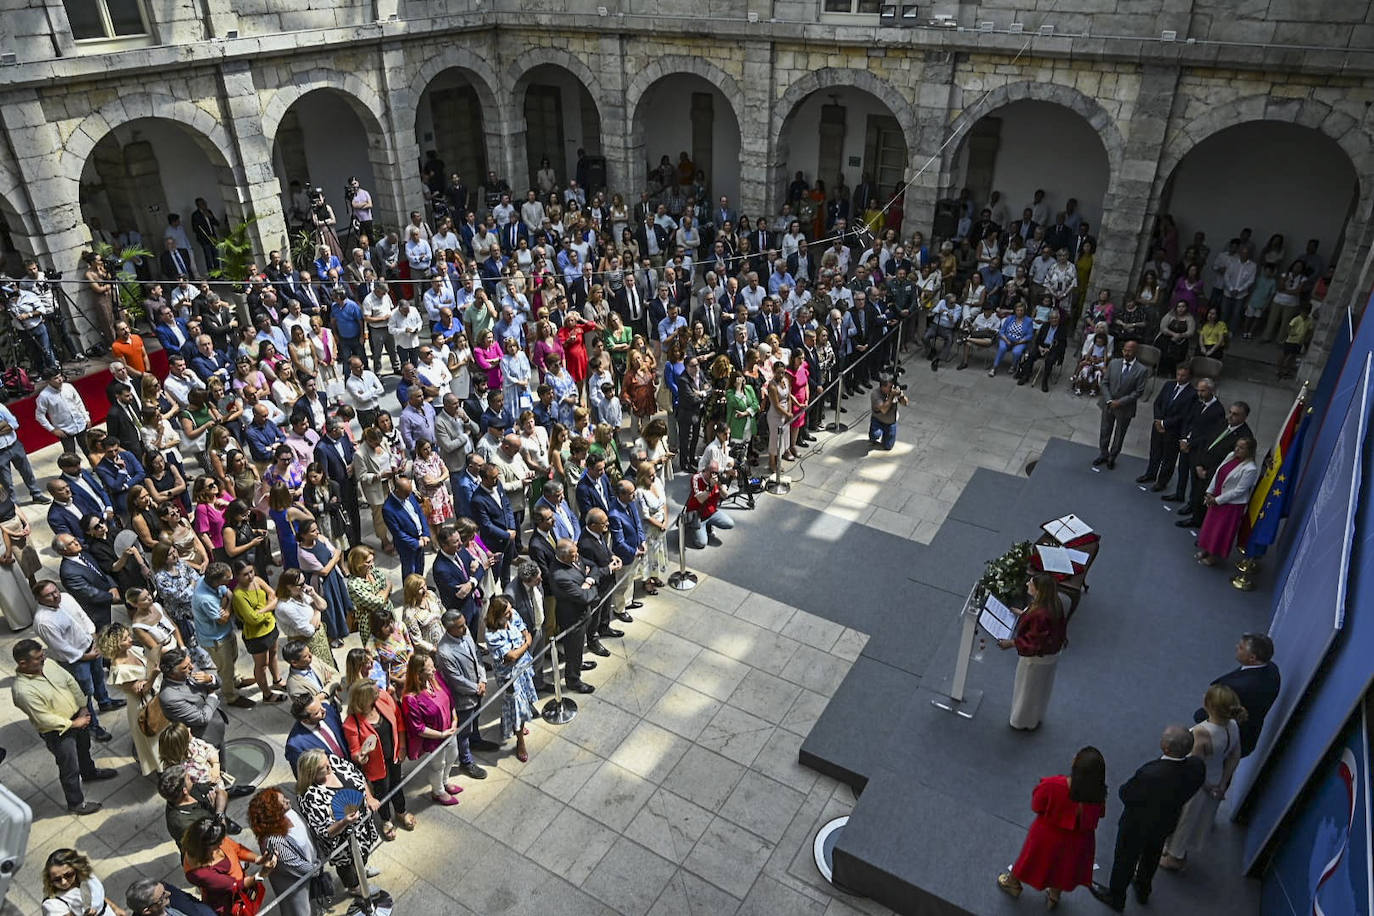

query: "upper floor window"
left=64, top=0, right=149, bottom=42
left=823, top=0, right=882, bottom=12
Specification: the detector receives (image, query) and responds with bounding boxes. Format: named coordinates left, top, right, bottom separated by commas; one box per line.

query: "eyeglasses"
left=50, top=869, right=78, bottom=884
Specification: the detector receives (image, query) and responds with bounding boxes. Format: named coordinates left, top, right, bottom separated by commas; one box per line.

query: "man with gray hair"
left=435, top=393, right=476, bottom=504
left=126, top=877, right=216, bottom=916
left=1091, top=725, right=1205, bottom=911
left=435, top=608, right=496, bottom=779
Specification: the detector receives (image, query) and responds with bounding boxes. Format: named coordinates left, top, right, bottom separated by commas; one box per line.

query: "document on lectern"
left=978, top=595, right=1018, bottom=641
left=1042, top=514, right=1093, bottom=543
left=1036, top=544, right=1075, bottom=574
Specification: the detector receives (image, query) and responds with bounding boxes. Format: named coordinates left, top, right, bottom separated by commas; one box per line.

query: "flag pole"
left=1232, top=381, right=1309, bottom=591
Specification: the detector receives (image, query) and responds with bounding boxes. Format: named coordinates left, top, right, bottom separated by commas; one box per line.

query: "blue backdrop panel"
left=1260, top=705, right=1371, bottom=916
left=1240, top=357, right=1374, bottom=871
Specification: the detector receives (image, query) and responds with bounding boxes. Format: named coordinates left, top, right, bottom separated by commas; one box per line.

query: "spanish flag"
left=1238, top=383, right=1309, bottom=557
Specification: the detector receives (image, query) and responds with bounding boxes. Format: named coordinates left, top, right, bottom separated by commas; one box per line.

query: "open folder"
left=978, top=594, right=1018, bottom=641
left=1042, top=514, right=1093, bottom=543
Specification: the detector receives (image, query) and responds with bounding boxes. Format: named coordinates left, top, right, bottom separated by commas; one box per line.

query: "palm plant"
left=91, top=241, right=154, bottom=322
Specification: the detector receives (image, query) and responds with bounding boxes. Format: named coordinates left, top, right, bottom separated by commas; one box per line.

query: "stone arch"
left=59, top=95, right=236, bottom=185
left=774, top=67, right=918, bottom=157
left=509, top=51, right=606, bottom=192
left=508, top=49, right=606, bottom=124
left=408, top=46, right=507, bottom=193
left=943, top=81, right=1127, bottom=178
left=261, top=70, right=389, bottom=150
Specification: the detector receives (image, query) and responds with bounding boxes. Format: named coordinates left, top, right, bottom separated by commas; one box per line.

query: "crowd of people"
left=10, top=166, right=1303, bottom=916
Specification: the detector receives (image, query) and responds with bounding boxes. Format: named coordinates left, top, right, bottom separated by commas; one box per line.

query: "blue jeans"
left=60, top=656, right=110, bottom=729
left=24, top=322, right=57, bottom=375
left=869, top=417, right=897, bottom=450
left=1222, top=294, right=1246, bottom=329
left=686, top=509, right=734, bottom=548
left=0, top=440, right=42, bottom=498
left=992, top=340, right=1027, bottom=372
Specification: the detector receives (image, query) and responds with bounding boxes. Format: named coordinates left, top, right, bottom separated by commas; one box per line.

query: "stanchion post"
left=348, top=831, right=375, bottom=914
left=541, top=625, right=578, bottom=723
left=668, top=509, right=698, bottom=591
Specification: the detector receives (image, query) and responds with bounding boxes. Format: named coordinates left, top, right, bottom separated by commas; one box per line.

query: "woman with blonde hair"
left=41, top=848, right=126, bottom=916
left=1160, top=684, right=1245, bottom=871
left=294, top=748, right=379, bottom=897
left=342, top=678, right=413, bottom=839
left=633, top=460, right=670, bottom=592
left=345, top=544, right=393, bottom=646
left=159, top=720, right=224, bottom=791
left=401, top=573, right=444, bottom=653
left=96, top=623, right=160, bottom=775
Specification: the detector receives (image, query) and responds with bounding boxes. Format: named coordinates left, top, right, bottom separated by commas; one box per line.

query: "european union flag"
left=1243, top=411, right=1311, bottom=558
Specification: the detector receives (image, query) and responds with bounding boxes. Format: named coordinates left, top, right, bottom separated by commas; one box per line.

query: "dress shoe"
left=1161, top=493, right=1184, bottom=502
left=1092, top=456, right=1108, bottom=467
left=1106, top=459, right=1116, bottom=470
left=1175, top=517, right=1198, bottom=528
left=235, top=677, right=256, bottom=689
left=85, top=767, right=118, bottom=781
left=30, top=493, right=51, bottom=504
left=931, top=358, right=939, bottom=371
left=1088, top=883, right=1124, bottom=912
left=98, top=698, right=126, bottom=712
left=626, top=600, right=644, bottom=610
left=470, top=738, right=501, bottom=752
left=566, top=681, right=596, bottom=694
left=90, top=726, right=113, bottom=743
left=1041, top=379, right=1049, bottom=393
left=1135, top=474, right=1154, bottom=484
left=597, top=627, right=625, bottom=639
left=225, top=817, right=244, bottom=835
left=580, top=660, right=598, bottom=671
left=839, top=407, right=847, bottom=414
left=68, top=801, right=103, bottom=816
left=226, top=784, right=256, bottom=798
left=613, top=611, right=634, bottom=623
left=1132, top=882, right=1150, bottom=906
left=587, top=641, right=611, bottom=657
left=956, top=361, right=968, bottom=370
left=1150, top=484, right=1167, bottom=492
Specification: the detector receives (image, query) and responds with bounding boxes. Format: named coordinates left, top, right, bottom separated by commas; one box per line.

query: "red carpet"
left=10, top=349, right=171, bottom=452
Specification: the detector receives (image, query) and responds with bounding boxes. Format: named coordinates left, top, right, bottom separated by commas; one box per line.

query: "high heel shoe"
left=1045, top=889, right=1060, bottom=909
left=996, top=873, right=1022, bottom=899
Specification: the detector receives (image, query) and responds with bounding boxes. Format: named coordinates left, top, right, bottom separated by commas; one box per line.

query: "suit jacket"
left=1196, top=422, right=1253, bottom=473
left=159, top=250, right=194, bottom=281
left=381, top=492, right=430, bottom=552
left=612, top=285, right=648, bottom=333
left=753, top=311, right=783, bottom=341
left=577, top=530, right=617, bottom=598
left=1099, top=358, right=1149, bottom=417
left=284, top=704, right=346, bottom=773
left=691, top=302, right=725, bottom=345
left=468, top=486, right=516, bottom=551
left=786, top=250, right=818, bottom=283
left=160, top=676, right=227, bottom=748
left=285, top=658, right=344, bottom=708
left=48, top=501, right=87, bottom=544
left=64, top=471, right=113, bottom=519
left=606, top=498, right=646, bottom=564
left=1199, top=663, right=1281, bottom=756
left=1031, top=322, right=1068, bottom=363
left=504, top=578, right=544, bottom=635
left=1181, top=398, right=1224, bottom=450
left=635, top=223, right=670, bottom=259
left=313, top=436, right=356, bottom=493
left=435, top=630, right=484, bottom=711
left=453, top=470, right=483, bottom=521
left=434, top=410, right=474, bottom=473
left=1117, top=757, right=1206, bottom=839
left=431, top=550, right=478, bottom=621
left=575, top=471, right=614, bottom=522
left=1151, top=379, right=1197, bottom=435
left=104, top=400, right=145, bottom=454
left=154, top=318, right=192, bottom=354
left=59, top=555, right=116, bottom=621
left=290, top=392, right=331, bottom=432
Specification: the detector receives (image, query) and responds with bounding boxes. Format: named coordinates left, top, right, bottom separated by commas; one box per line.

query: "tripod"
left=50, top=283, right=94, bottom=368
left=717, top=442, right=758, bottom=511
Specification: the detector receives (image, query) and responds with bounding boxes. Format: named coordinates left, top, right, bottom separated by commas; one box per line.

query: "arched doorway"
left=775, top=85, right=910, bottom=237
left=946, top=99, right=1110, bottom=244
left=0, top=192, right=33, bottom=276
left=78, top=118, right=243, bottom=276
left=517, top=64, right=602, bottom=194
left=1159, top=121, right=1359, bottom=281
left=414, top=67, right=494, bottom=200
left=631, top=72, right=743, bottom=206
left=271, top=88, right=384, bottom=251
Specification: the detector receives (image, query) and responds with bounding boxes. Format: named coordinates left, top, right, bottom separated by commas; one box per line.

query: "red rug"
left=11, top=348, right=170, bottom=452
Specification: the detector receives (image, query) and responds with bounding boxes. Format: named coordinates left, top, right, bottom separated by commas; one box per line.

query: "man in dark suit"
left=58, top=454, right=117, bottom=524
left=1093, top=340, right=1149, bottom=470
left=505, top=561, right=550, bottom=693
left=548, top=538, right=601, bottom=694
left=284, top=694, right=348, bottom=774
left=159, top=238, right=193, bottom=281
left=613, top=274, right=649, bottom=339
left=1015, top=309, right=1068, bottom=392
left=635, top=218, right=670, bottom=266
left=607, top=480, right=647, bottom=623
left=55, top=535, right=118, bottom=630
left=1165, top=378, right=1223, bottom=504
left=47, top=479, right=89, bottom=543
left=574, top=456, right=614, bottom=524
left=1195, top=633, right=1281, bottom=757
left=313, top=417, right=361, bottom=544
left=103, top=386, right=145, bottom=455
left=432, top=522, right=480, bottom=631
left=1139, top=365, right=1195, bottom=489
left=381, top=472, right=430, bottom=578
left=577, top=509, right=621, bottom=658
left=787, top=241, right=818, bottom=287
left=1092, top=726, right=1206, bottom=912
left=469, top=464, right=518, bottom=587
left=1177, top=400, right=1253, bottom=529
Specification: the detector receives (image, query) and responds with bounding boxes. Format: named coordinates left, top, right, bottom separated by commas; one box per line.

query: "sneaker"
left=459, top=762, right=488, bottom=780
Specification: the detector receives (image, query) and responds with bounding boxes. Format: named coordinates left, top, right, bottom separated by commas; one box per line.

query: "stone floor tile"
left=727, top=667, right=804, bottom=724
left=780, top=688, right=831, bottom=737
left=662, top=745, right=748, bottom=811
left=698, top=705, right=775, bottom=767
left=718, top=771, right=808, bottom=844
left=730, top=592, right=797, bottom=632
left=596, top=663, right=676, bottom=717
left=471, top=777, right=566, bottom=854
left=682, top=817, right=776, bottom=899
left=518, top=734, right=605, bottom=802
left=629, top=627, right=704, bottom=679
left=829, top=627, right=869, bottom=662
left=529, top=806, right=620, bottom=886
left=646, top=869, right=743, bottom=916
left=676, top=648, right=752, bottom=701
left=581, top=836, right=679, bottom=916
left=749, top=726, right=820, bottom=795
left=570, top=759, right=659, bottom=832
left=623, top=787, right=717, bottom=864
left=737, top=873, right=829, bottom=916
left=645, top=682, right=725, bottom=741
left=779, top=610, right=846, bottom=653
left=687, top=576, right=751, bottom=613
left=778, top=644, right=853, bottom=695
left=609, top=720, right=694, bottom=784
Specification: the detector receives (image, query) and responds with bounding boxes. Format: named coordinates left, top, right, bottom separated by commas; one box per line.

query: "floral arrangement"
left=979, top=540, right=1034, bottom=603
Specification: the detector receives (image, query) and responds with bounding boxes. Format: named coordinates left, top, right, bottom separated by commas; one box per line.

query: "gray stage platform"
left=683, top=437, right=1270, bottom=915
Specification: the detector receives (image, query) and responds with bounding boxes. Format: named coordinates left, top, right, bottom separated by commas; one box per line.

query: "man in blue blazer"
left=469, top=464, right=517, bottom=588
left=55, top=534, right=119, bottom=630
left=313, top=418, right=361, bottom=544
left=574, top=455, right=614, bottom=523
left=431, top=523, right=480, bottom=631
left=284, top=694, right=348, bottom=774
left=381, top=472, right=430, bottom=578
left=534, top=481, right=580, bottom=543
left=57, top=454, right=117, bottom=525
left=152, top=306, right=192, bottom=355
left=453, top=452, right=485, bottom=521
left=606, top=478, right=647, bottom=623
left=47, top=479, right=91, bottom=544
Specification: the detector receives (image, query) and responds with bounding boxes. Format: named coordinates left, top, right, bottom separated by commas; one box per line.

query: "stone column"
left=379, top=41, right=424, bottom=232
left=739, top=43, right=772, bottom=219
left=1, top=90, right=106, bottom=346
left=1093, top=64, right=1179, bottom=303
left=1302, top=193, right=1372, bottom=384
left=215, top=62, right=288, bottom=260
left=597, top=34, right=632, bottom=197
left=906, top=51, right=956, bottom=239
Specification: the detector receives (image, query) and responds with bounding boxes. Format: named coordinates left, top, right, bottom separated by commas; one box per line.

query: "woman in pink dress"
left=472, top=329, right=504, bottom=391
left=1195, top=437, right=1259, bottom=566
left=1172, top=263, right=1206, bottom=319
left=784, top=350, right=810, bottom=457
left=531, top=319, right=564, bottom=378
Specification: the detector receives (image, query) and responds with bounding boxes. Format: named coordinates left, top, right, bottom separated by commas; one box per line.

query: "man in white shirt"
left=415, top=345, right=453, bottom=402
left=161, top=354, right=206, bottom=410
left=33, top=582, right=118, bottom=739
left=1029, top=189, right=1050, bottom=228
left=958, top=304, right=1001, bottom=370
left=362, top=280, right=399, bottom=375
left=0, top=404, right=48, bottom=503
left=388, top=300, right=424, bottom=369
left=1222, top=248, right=1257, bottom=328
left=492, top=193, right=516, bottom=229
left=925, top=297, right=963, bottom=368
left=34, top=370, right=91, bottom=454
left=740, top=273, right=767, bottom=316
left=520, top=191, right=546, bottom=234
left=344, top=356, right=385, bottom=429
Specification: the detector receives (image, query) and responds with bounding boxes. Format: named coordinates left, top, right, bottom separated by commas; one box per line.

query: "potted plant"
left=979, top=540, right=1034, bottom=605
left=210, top=217, right=258, bottom=326
left=91, top=241, right=154, bottom=329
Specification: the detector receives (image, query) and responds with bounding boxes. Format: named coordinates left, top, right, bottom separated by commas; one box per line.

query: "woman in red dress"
left=557, top=312, right=599, bottom=390
left=998, top=746, right=1107, bottom=909
left=1195, top=437, right=1258, bottom=566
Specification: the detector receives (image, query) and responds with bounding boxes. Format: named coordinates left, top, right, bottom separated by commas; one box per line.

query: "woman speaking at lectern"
left=997, top=573, right=1066, bottom=730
